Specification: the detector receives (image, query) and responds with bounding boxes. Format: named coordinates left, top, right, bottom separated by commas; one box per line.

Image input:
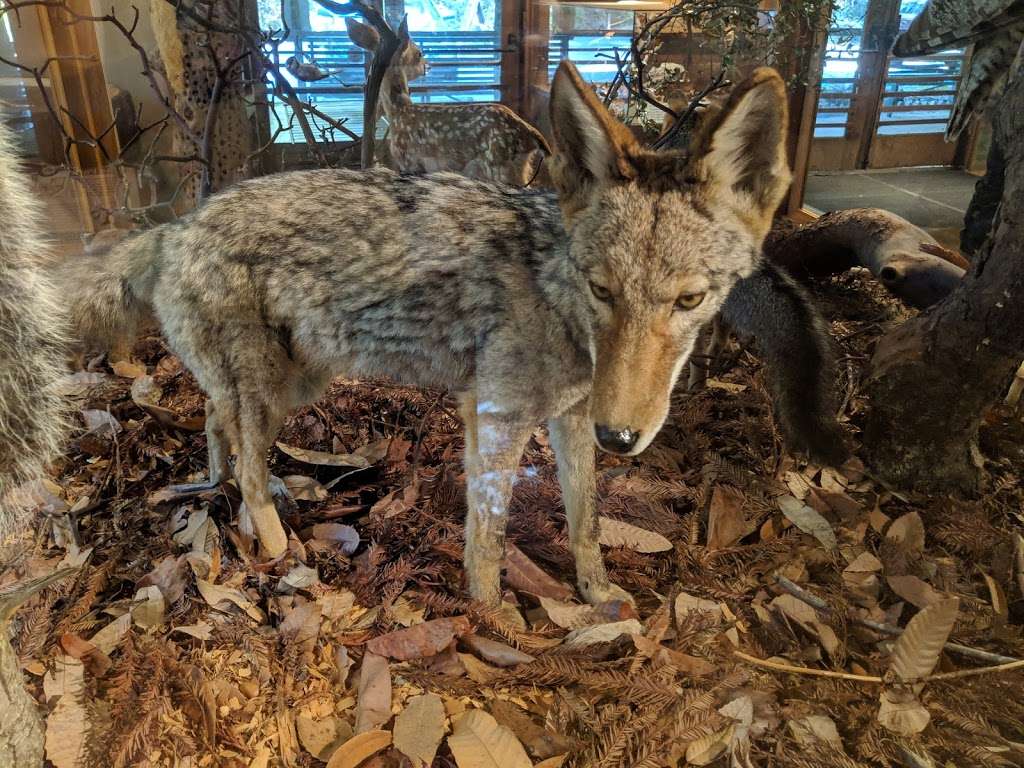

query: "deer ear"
left=691, top=67, right=791, bottom=236
left=397, top=15, right=410, bottom=40
left=345, top=17, right=380, bottom=51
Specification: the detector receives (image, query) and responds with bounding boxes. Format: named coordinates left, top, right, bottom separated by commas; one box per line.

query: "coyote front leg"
left=549, top=399, right=634, bottom=606
left=460, top=392, right=533, bottom=606
left=165, top=399, right=232, bottom=496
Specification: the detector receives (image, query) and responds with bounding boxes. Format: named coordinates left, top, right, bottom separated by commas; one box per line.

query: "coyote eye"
left=589, top=281, right=613, bottom=304
left=674, top=292, right=706, bottom=311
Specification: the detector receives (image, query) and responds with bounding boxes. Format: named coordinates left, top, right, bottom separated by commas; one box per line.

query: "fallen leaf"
left=887, top=575, right=942, bottom=608
left=598, top=516, right=672, bottom=553
left=137, top=555, right=188, bottom=605
left=59, top=633, right=112, bottom=676
left=366, top=616, right=472, bottom=660
left=707, top=485, right=754, bottom=549
left=111, top=358, right=147, bottom=378
left=777, top=494, right=837, bottom=550
left=886, top=511, right=926, bottom=554
left=131, top=585, right=166, bottom=630
left=172, top=622, right=213, bottom=640
left=534, top=757, right=567, bottom=768
left=355, top=437, right=391, bottom=464
left=538, top=597, right=604, bottom=630
left=88, top=613, right=131, bottom=655
left=283, top=474, right=329, bottom=501
left=504, top=542, right=574, bottom=601
left=788, top=715, right=845, bottom=751
left=631, top=634, right=715, bottom=676
left=461, top=634, right=535, bottom=667
left=447, top=709, right=532, bottom=768
left=131, top=375, right=205, bottom=431
left=196, top=579, right=265, bottom=622
left=279, top=602, right=322, bottom=657
left=312, top=522, right=360, bottom=555
left=843, top=552, right=883, bottom=606
left=675, top=592, right=722, bottom=629
left=297, top=714, right=351, bottom=760
left=278, top=564, right=320, bottom=593
left=393, top=693, right=446, bottom=767
left=563, top=619, right=642, bottom=646
left=44, top=657, right=87, bottom=768
left=81, top=409, right=121, bottom=435
left=325, top=730, right=392, bottom=768
left=276, top=441, right=370, bottom=468
left=706, top=377, right=747, bottom=393
left=685, top=723, right=734, bottom=766
left=487, top=700, right=571, bottom=759
left=878, top=687, right=932, bottom=735
left=354, top=652, right=392, bottom=733
left=980, top=571, right=1008, bottom=622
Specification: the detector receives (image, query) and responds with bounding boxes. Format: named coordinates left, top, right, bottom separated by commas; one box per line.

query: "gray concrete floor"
left=804, top=167, right=979, bottom=250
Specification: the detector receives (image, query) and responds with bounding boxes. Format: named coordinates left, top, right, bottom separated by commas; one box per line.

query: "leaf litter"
left=3, top=272, right=1024, bottom=767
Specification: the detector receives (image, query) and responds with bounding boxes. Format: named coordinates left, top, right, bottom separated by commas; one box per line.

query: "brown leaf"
left=707, top=486, right=754, bottom=549
left=888, top=597, right=959, bottom=684
left=504, top=542, right=574, bottom=601
left=312, top=522, right=360, bottom=555
left=448, top=709, right=532, bottom=768
left=137, top=555, right=188, bottom=605
left=886, top=511, right=926, bottom=553
left=297, top=714, right=351, bottom=760
left=878, top=687, right=932, bottom=735
left=283, top=474, right=329, bottom=501
left=597, top=516, right=672, bottom=553
left=354, top=652, right=392, bottom=733
left=131, top=375, right=205, bottom=431
left=325, top=730, right=392, bottom=768
left=487, top=700, right=571, bottom=759
left=461, top=634, right=535, bottom=667
left=367, top=616, right=472, bottom=660
left=393, top=693, right=446, bottom=767
left=563, top=619, right=642, bottom=646
left=59, top=633, right=112, bottom=677
left=675, top=592, right=722, bottom=629
left=111, top=358, right=147, bottom=378
left=44, top=658, right=87, bottom=768
left=887, top=575, right=942, bottom=609
left=276, top=441, right=371, bottom=468
left=630, top=634, right=715, bottom=676
left=777, top=494, right=838, bottom=550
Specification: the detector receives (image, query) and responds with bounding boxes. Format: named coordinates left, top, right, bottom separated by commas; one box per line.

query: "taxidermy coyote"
left=69, top=62, right=791, bottom=606
left=0, top=116, right=68, bottom=537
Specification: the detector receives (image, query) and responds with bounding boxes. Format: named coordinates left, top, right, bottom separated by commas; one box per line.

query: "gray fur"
left=65, top=63, right=791, bottom=605
left=0, top=116, right=69, bottom=534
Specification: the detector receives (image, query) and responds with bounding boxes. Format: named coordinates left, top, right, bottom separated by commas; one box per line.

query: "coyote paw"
left=580, top=579, right=635, bottom=608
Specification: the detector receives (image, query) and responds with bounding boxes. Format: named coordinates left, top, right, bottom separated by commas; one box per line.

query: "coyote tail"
left=0, top=116, right=70, bottom=535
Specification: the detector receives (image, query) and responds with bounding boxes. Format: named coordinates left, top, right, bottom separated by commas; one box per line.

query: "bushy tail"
left=60, top=226, right=162, bottom=361
left=0, top=117, right=70, bottom=535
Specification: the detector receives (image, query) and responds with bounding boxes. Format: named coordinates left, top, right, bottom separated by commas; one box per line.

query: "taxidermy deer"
left=346, top=16, right=550, bottom=186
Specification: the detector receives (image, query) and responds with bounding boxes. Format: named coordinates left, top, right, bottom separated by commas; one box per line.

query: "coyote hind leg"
left=166, top=399, right=232, bottom=496
left=233, top=397, right=289, bottom=557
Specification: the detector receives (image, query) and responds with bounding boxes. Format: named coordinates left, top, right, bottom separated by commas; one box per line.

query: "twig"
left=734, top=650, right=882, bottom=682
left=776, top=575, right=1021, bottom=665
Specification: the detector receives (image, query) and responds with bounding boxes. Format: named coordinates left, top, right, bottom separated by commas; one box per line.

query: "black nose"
left=595, top=425, right=639, bottom=454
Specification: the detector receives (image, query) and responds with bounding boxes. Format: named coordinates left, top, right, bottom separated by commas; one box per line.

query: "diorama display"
left=1, top=0, right=1023, bottom=766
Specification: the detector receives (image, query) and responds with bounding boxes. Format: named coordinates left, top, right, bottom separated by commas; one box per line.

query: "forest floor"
left=3, top=269, right=1024, bottom=768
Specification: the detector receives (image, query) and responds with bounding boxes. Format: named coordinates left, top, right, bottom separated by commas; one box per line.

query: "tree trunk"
left=862, top=61, right=1024, bottom=490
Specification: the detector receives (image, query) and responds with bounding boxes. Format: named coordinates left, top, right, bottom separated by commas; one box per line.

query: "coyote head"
left=548, top=62, right=791, bottom=456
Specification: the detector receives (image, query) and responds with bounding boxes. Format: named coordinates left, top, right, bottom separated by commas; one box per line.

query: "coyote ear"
left=397, top=15, right=410, bottom=40
left=346, top=17, right=380, bottom=51
left=549, top=60, right=640, bottom=215
left=692, top=67, right=791, bottom=237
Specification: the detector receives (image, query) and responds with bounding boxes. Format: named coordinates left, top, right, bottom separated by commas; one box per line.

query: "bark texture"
left=862, top=64, right=1024, bottom=490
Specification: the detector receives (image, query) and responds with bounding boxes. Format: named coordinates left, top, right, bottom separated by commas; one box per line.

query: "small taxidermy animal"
left=67, top=62, right=793, bottom=607
left=285, top=55, right=348, bottom=83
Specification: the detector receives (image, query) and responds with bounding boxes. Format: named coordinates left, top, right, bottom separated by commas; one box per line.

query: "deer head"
left=346, top=16, right=427, bottom=84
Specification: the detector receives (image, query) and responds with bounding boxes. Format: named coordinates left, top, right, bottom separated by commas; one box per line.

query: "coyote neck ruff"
left=73, top=62, right=791, bottom=606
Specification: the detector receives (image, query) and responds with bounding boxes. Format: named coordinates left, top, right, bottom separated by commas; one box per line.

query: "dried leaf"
left=777, top=494, right=837, bottom=550
left=88, top=613, right=131, bottom=655
left=44, top=657, right=87, bottom=768
left=631, top=634, right=715, bottom=676
left=394, top=693, right=445, bottom=767
left=325, top=730, right=392, bottom=768
left=597, top=516, right=672, bottom=553
left=172, top=622, right=213, bottom=640
left=312, top=523, right=360, bottom=555
left=788, top=715, right=845, bottom=751
left=887, top=575, right=942, bottom=609
left=447, top=709, right=532, bottom=768
left=196, top=579, right=266, bottom=622
left=886, top=511, right=926, bottom=553
left=706, top=377, right=747, bottom=393
left=504, top=542, right=574, bottom=600
left=675, top=592, right=722, bottom=629
left=354, top=652, right=392, bottom=733
left=279, top=564, right=320, bottom=593
left=131, top=375, right=205, bottom=431
left=137, top=555, right=188, bottom=605
left=888, top=597, right=959, bottom=684
left=131, top=585, right=166, bottom=630
left=563, top=619, right=642, bottom=646
left=685, top=724, right=734, bottom=766
left=462, top=634, right=535, bottom=667
left=534, top=757, right=567, bottom=768
left=707, top=485, right=754, bottom=549
left=297, top=714, right=350, bottom=760
left=111, top=358, right=147, bottom=378
left=366, top=616, right=471, bottom=660
left=283, top=474, right=329, bottom=501
left=980, top=571, right=1008, bottom=621
left=878, top=687, right=932, bottom=735
left=276, top=441, right=371, bottom=468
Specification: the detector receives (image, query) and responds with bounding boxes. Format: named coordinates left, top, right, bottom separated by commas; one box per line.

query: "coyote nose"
left=595, top=425, right=639, bottom=454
